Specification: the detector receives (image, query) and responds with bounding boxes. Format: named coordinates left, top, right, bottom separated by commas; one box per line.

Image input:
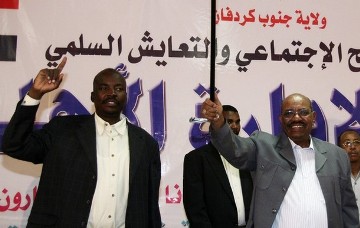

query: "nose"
left=107, top=88, right=116, bottom=95
left=293, top=111, right=302, bottom=117
left=292, top=112, right=303, bottom=120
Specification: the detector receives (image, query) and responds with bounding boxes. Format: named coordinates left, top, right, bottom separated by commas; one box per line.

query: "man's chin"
left=101, top=108, right=121, bottom=116
left=103, top=103, right=120, bottom=108
left=287, top=132, right=308, bottom=141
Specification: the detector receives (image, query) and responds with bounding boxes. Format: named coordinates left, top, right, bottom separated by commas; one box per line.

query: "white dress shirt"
left=220, top=154, right=246, bottom=226
left=351, top=172, right=360, bottom=219
left=272, top=138, right=327, bottom=228
left=87, top=113, right=130, bottom=228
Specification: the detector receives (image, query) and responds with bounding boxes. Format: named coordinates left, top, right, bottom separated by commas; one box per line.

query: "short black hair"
left=337, top=129, right=360, bottom=146
left=222, top=105, right=238, bottom=113
left=280, top=93, right=314, bottom=112
left=93, top=68, right=122, bottom=91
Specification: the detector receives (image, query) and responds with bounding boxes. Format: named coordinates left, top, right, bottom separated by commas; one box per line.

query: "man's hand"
left=28, top=57, right=67, bottom=99
left=200, top=94, right=225, bottom=130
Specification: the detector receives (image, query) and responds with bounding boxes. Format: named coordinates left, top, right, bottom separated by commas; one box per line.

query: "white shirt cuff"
left=22, top=94, right=40, bottom=106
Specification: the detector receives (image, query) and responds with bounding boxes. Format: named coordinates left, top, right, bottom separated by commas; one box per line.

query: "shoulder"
left=127, top=121, right=150, bottom=136
left=49, top=114, right=93, bottom=125
left=312, top=137, right=340, bottom=150
left=312, top=137, right=348, bottom=158
left=127, top=121, right=157, bottom=143
left=251, top=130, right=275, bottom=139
left=185, top=144, right=214, bottom=159
left=51, top=114, right=91, bottom=120
left=250, top=130, right=279, bottom=145
left=40, top=115, right=94, bottom=135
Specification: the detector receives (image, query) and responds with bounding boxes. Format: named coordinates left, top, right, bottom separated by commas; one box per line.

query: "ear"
left=278, top=114, right=283, bottom=125
left=312, top=111, right=317, bottom=120
left=90, top=92, right=94, bottom=102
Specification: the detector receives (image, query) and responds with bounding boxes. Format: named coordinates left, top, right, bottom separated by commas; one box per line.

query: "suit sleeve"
left=2, top=100, right=49, bottom=163
left=183, top=151, right=213, bottom=228
left=340, top=151, right=360, bottom=227
left=210, top=124, right=257, bottom=170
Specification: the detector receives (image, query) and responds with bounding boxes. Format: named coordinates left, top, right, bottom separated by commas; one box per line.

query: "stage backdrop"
left=1, top=0, right=360, bottom=227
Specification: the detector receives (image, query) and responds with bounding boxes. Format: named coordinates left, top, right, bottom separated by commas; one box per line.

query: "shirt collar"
left=288, top=136, right=315, bottom=150
left=95, top=113, right=127, bottom=136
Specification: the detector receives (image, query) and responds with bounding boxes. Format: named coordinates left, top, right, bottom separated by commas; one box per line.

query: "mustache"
left=286, top=121, right=306, bottom=127
left=102, top=96, right=119, bottom=104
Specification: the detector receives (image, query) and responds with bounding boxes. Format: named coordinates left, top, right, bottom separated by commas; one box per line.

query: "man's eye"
left=99, top=86, right=108, bottom=91
left=115, top=87, right=124, bottom=92
left=283, top=110, right=294, bottom=118
left=282, top=109, right=311, bottom=118
left=298, top=109, right=310, bottom=116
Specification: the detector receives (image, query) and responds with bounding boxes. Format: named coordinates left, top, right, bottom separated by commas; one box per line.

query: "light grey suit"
left=211, top=124, right=359, bottom=228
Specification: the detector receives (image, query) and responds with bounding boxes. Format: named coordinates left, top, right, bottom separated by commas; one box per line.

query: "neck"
left=293, top=139, right=310, bottom=148
left=351, top=162, right=360, bottom=176
left=96, top=113, right=120, bottom=125
left=97, top=112, right=121, bottom=125
left=287, top=134, right=311, bottom=148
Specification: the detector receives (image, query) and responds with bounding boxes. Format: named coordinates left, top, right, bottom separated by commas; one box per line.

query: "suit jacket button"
left=86, top=199, right=91, bottom=204
left=282, top=187, right=287, bottom=192
left=272, top=208, right=277, bottom=213
left=291, top=166, right=296, bottom=171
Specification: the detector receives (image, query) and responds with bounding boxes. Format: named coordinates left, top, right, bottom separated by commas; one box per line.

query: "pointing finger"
left=57, top=56, right=67, bottom=73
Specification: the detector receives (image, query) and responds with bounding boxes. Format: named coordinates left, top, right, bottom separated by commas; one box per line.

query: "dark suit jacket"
left=212, top=125, right=360, bottom=228
left=2, top=101, right=161, bottom=228
left=183, top=142, right=253, bottom=228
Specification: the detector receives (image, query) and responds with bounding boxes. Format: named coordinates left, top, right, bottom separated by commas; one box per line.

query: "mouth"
left=349, top=152, right=359, bottom=157
left=288, top=122, right=306, bottom=129
left=103, top=98, right=119, bottom=105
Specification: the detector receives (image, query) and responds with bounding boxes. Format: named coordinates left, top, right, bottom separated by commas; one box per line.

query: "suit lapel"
left=312, top=139, right=327, bottom=172
left=75, top=118, right=146, bottom=185
left=277, top=132, right=296, bottom=167
left=277, top=133, right=327, bottom=172
left=205, top=143, right=236, bottom=201
left=127, top=123, right=143, bottom=187
left=240, top=170, right=253, bottom=221
left=76, top=115, right=97, bottom=172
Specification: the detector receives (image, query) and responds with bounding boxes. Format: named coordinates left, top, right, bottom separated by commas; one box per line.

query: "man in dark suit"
left=201, top=93, right=359, bottom=228
left=183, top=105, right=253, bottom=228
left=338, top=129, right=360, bottom=219
left=1, top=57, right=162, bottom=227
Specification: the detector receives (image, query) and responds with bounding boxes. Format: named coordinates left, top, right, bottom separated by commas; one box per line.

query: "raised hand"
left=201, top=93, right=225, bottom=130
left=28, top=57, right=67, bottom=99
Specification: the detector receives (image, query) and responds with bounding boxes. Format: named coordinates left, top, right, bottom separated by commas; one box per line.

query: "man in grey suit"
left=2, top=57, right=161, bottom=227
left=183, top=105, right=253, bottom=228
left=201, top=93, right=359, bottom=228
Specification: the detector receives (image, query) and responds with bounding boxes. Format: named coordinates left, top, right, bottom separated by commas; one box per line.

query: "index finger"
left=204, top=96, right=219, bottom=108
left=57, top=56, right=67, bottom=73
left=213, top=93, right=222, bottom=107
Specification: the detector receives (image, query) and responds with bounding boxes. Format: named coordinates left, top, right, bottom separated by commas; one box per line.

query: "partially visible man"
left=183, top=105, right=253, bottom=228
left=338, top=129, right=360, bottom=218
left=201, top=93, right=359, bottom=228
left=1, top=57, right=162, bottom=227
